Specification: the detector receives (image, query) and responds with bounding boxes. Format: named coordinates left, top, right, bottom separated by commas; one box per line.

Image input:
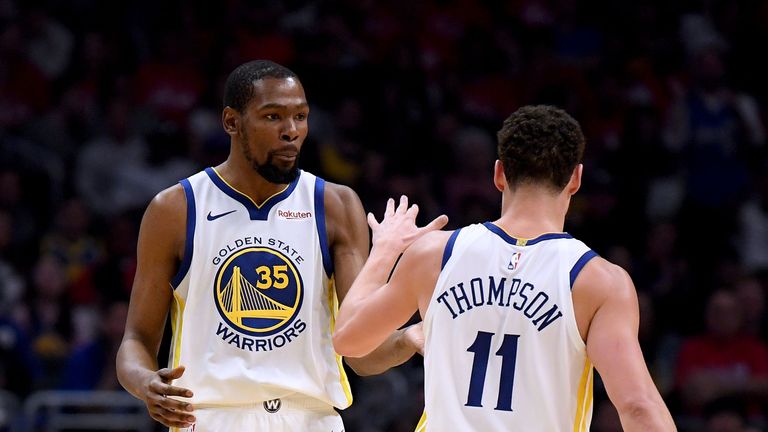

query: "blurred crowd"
left=1, top=0, right=768, bottom=431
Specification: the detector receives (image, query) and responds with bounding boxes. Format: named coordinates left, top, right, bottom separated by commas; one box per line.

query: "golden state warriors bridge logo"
left=214, top=247, right=303, bottom=338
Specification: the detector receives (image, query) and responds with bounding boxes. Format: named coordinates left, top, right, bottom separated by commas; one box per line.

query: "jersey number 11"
left=465, top=331, right=520, bottom=412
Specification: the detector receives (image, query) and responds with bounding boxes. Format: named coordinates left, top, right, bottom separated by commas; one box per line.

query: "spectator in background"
left=0, top=210, right=24, bottom=316
left=734, top=276, right=767, bottom=340
left=738, top=167, right=768, bottom=275
left=704, top=397, right=760, bottom=432
left=92, top=213, right=138, bottom=304
left=665, top=44, right=766, bottom=279
left=75, top=100, right=150, bottom=217
left=443, top=126, right=497, bottom=226
left=21, top=2, right=73, bottom=81
left=0, top=169, right=41, bottom=266
left=134, top=33, right=204, bottom=129
left=674, top=289, right=768, bottom=427
left=39, top=198, right=101, bottom=305
left=22, top=254, right=72, bottom=390
left=60, top=301, right=128, bottom=391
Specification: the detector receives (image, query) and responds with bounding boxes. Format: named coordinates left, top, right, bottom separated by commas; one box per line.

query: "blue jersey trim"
left=441, top=229, right=462, bottom=270
left=569, top=250, right=598, bottom=289
left=172, top=179, right=196, bottom=288
left=204, top=167, right=301, bottom=221
left=314, top=177, right=334, bottom=277
left=482, top=222, right=572, bottom=246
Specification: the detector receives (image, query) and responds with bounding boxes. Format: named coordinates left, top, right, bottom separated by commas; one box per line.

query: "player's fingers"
left=150, top=395, right=196, bottom=423
left=420, top=215, right=449, bottom=233
left=367, top=212, right=380, bottom=230
left=385, top=198, right=395, bottom=216
left=163, top=384, right=194, bottom=398
left=405, top=203, right=420, bottom=219
left=396, top=195, right=408, bottom=213
left=150, top=380, right=193, bottom=398
left=157, top=365, right=185, bottom=381
left=154, top=409, right=195, bottom=428
left=157, top=394, right=195, bottom=413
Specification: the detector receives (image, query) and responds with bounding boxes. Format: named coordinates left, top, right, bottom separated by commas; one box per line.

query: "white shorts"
left=172, top=396, right=345, bottom=432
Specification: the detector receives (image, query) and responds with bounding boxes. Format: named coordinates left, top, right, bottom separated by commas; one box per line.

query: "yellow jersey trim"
left=210, top=167, right=289, bottom=209
left=170, top=288, right=186, bottom=369
left=328, top=276, right=353, bottom=406
left=493, top=224, right=564, bottom=245
left=414, top=409, right=427, bottom=432
left=572, top=358, right=594, bottom=432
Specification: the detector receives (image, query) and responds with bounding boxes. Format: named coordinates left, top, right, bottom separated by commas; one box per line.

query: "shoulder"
left=321, top=180, right=367, bottom=246
left=572, top=256, right=637, bottom=311
left=323, top=181, right=365, bottom=226
left=405, top=230, right=454, bottom=260
left=142, top=184, right=187, bottom=244
left=135, top=183, right=188, bottom=260
left=323, top=181, right=361, bottom=207
left=396, top=230, right=455, bottom=276
left=392, top=230, right=454, bottom=313
left=147, top=183, right=186, bottom=219
left=575, top=256, right=632, bottom=292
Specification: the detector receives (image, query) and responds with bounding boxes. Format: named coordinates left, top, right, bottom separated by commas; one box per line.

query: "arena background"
left=1, top=0, right=768, bottom=431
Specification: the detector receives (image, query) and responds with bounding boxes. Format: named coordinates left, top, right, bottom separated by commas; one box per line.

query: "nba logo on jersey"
left=508, top=252, right=522, bottom=270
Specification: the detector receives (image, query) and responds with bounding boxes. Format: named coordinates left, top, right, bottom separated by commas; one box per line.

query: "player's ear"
left=222, top=106, right=240, bottom=137
left=565, top=164, right=582, bottom=195
left=493, top=160, right=506, bottom=192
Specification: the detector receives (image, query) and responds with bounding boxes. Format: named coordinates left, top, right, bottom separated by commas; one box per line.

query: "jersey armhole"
left=440, top=229, right=462, bottom=270
left=569, top=250, right=598, bottom=290
left=314, top=177, right=334, bottom=278
left=171, top=179, right=196, bottom=288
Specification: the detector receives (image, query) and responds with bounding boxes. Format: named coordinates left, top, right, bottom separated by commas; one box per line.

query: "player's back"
left=421, top=222, right=597, bottom=431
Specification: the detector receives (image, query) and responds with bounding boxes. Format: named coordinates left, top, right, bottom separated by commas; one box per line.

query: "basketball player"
left=334, top=106, right=677, bottom=431
left=116, top=60, right=423, bottom=431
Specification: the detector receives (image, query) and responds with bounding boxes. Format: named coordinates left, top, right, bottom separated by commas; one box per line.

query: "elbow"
left=332, top=327, right=365, bottom=358
left=615, top=396, right=670, bottom=429
left=332, top=332, right=351, bottom=357
left=617, top=397, right=654, bottom=417
left=333, top=323, right=378, bottom=360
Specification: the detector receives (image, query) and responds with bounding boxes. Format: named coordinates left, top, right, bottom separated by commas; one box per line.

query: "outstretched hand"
left=368, top=195, right=449, bottom=255
left=142, top=365, right=196, bottom=428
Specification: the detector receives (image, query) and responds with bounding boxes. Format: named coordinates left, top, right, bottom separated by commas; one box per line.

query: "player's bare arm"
left=327, top=189, right=438, bottom=374
left=116, top=185, right=196, bottom=428
left=334, top=196, right=448, bottom=358
left=573, top=257, right=677, bottom=432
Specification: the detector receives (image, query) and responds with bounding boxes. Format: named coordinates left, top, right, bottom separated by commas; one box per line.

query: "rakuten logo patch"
left=277, top=209, right=313, bottom=220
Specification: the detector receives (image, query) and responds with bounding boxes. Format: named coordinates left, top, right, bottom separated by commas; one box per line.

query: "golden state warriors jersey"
left=168, top=168, right=352, bottom=409
left=421, top=222, right=597, bottom=431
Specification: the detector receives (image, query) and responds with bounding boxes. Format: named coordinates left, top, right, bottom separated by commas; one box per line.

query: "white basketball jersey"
left=421, top=222, right=598, bottom=432
left=168, top=168, right=352, bottom=409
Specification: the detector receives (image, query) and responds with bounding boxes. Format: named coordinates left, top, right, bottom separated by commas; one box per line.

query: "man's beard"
left=255, top=153, right=300, bottom=184
left=241, top=135, right=300, bottom=184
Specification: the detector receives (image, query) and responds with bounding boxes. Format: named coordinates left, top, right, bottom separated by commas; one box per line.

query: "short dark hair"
left=223, top=60, right=298, bottom=112
left=497, top=105, right=585, bottom=191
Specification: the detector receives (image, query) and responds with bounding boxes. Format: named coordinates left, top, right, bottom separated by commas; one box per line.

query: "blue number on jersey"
left=465, top=331, right=520, bottom=411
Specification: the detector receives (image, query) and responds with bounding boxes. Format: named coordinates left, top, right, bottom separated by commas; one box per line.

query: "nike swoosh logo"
left=207, top=210, right=237, bottom=221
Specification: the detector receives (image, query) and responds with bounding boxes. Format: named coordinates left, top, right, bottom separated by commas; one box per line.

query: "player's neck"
left=215, top=158, right=291, bottom=205
left=495, top=187, right=568, bottom=238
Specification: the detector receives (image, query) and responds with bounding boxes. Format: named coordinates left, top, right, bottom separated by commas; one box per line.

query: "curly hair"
left=223, top=60, right=298, bottom=112
left=496, top=105, right=585, bottom=191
